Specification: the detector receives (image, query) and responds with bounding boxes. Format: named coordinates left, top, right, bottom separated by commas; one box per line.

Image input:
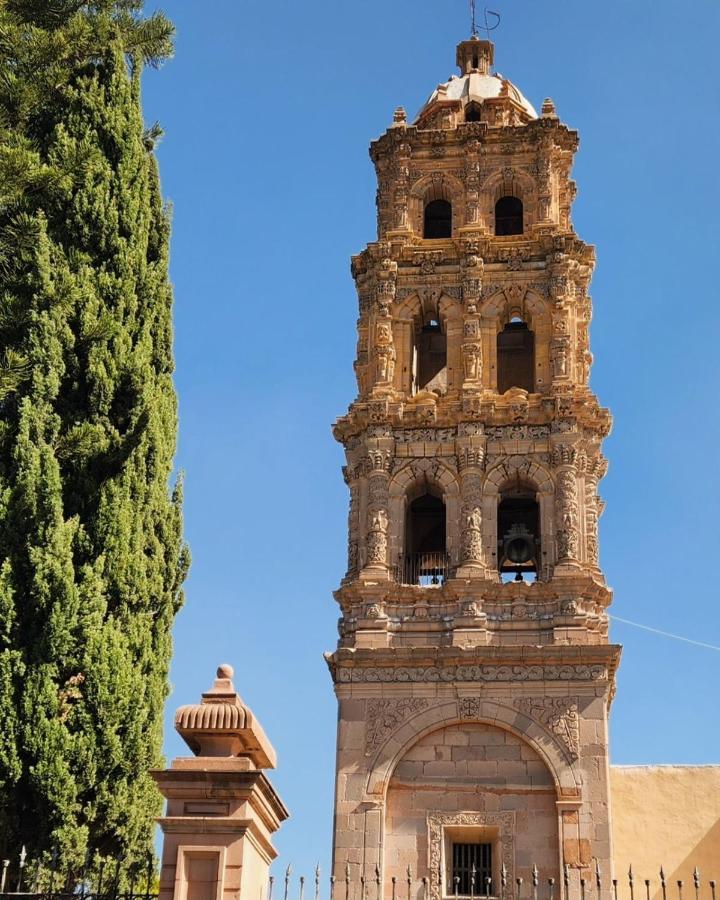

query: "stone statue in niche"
left=463, top=342, right=482, bottom=382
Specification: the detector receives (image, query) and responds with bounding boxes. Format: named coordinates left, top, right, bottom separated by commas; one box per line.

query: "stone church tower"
left=327, top=36, right=621, bottom=896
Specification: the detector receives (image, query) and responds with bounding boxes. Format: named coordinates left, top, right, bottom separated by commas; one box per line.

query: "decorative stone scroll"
left=365, top=698, right=429, bottom=755
left=515, top=696, right=580, bottom=759
left=427, top=812, right=515, bottom=900
left=335, top=664, right=607, bottom=684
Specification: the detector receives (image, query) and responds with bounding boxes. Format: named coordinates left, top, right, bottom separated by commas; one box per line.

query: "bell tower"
left=327, top=36, right=621, bottom=896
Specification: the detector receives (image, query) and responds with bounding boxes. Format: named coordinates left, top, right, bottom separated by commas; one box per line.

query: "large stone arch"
left=365, top=697, right=579, bottom=799
left=388, top=461, right=461, bottom=568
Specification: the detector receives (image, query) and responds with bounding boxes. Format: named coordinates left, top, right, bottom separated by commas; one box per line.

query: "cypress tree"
left=0, top=1, right=189, bottom=865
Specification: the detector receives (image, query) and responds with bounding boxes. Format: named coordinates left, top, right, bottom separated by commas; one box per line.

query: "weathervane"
left=470, top=2, right=501, bottom=40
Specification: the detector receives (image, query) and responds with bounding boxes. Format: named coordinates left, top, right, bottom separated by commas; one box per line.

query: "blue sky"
left=140, top=0, right=720, bottom=878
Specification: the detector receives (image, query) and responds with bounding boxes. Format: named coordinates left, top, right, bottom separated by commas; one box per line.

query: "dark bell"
left=503, top=524, right=535, bottom=565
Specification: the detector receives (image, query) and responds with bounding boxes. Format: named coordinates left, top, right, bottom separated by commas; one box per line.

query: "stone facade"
left=328, top=34, right=620, bottom=898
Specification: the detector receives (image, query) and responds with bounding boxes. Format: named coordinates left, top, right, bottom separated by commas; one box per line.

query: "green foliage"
left=0, top=0, right=188, bottom=867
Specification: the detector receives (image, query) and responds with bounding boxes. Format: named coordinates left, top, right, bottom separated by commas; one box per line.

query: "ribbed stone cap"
left=175, top=664, right=277, bottom=768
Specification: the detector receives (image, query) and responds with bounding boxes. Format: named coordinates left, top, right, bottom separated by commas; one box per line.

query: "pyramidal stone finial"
left=541, top=97, right=558, bottom=118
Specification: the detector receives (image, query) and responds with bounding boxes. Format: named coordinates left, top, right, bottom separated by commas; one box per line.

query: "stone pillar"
left=153, top=665, right=289, bottom=900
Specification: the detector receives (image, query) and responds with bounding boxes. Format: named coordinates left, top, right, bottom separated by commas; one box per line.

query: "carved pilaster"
left=554, top=462, right=580, bottom=565
left=362, top=443, right=393, bottom=576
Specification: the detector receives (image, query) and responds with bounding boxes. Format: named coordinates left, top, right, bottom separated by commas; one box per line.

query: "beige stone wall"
left=611, top=766, right=720, bottom=892
left=385, top=723, right=559, bottom=887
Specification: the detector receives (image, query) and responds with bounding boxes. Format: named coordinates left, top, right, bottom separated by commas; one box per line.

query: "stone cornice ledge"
left=324, top=644, right=621, bottom=684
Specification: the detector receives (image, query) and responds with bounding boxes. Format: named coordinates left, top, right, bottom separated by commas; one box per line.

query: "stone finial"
left=392, top=107, right=407, bottom=126
left=456, top=37, right=494, bottom=75
left=541, top=97, right=558, bottom=119
left=174, top=664, right=277, bottom=768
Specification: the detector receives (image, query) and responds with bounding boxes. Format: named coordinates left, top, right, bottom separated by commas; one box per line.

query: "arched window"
left=465, top=102, right=482, bottom=122
left=413, top=318, right=447, bottom=394
left=423, top=199, right=452, bottom=238
left=497, top=319, right=534, bottom=393
left=498, top=484, right=539, bottom=581
left=403, top=492, right=447, bottom=585
left=495, top=196, right=523, bottom=235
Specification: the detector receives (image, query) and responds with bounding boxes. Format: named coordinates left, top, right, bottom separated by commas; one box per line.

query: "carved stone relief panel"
left=427, top=812, right=515, bottom=900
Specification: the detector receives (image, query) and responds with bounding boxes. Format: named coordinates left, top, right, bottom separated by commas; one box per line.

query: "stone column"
left=553, top=445, right=580, bottom=570
left=361, top=445, right=393, bottom=579
left=456, top=424, right=486, bottom=577
left=153, top=666, right=289, bottom=900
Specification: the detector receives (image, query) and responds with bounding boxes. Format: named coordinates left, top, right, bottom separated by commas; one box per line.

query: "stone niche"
left=384, top=723, right=558, bottom=894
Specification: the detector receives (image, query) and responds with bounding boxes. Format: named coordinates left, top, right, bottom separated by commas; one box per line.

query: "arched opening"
left=384, top=722, right=559, bottom=891
left=403, top=492, right=447, bottom=585
left=497, top=483, right=540, bottom=581
left=495, top=196, right=523, bottom=236
left=423, top=199, right=452, bottom=239
left=465, top=102, right=482, bottom=122
left=413, top=317, right=447, bottom=394
left=497, top=319, right=534, bottom=393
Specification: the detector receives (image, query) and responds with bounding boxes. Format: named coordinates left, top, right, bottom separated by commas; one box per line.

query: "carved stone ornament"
left=335, top=664, right=607, bottom=684
left=428, top=812, right=515, bottom=900
left=365, top=698, right=429, bottom=755
left=515, top=696, right=580, bottom=759
left=458, top=697, right=482, bottom=718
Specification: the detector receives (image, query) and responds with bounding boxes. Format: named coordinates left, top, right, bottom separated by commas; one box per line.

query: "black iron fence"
left=0, top=847, right=157, bottom=900
left=394, top=552, right=451, bottom=587
left=268, top=864, right=719, bottom=900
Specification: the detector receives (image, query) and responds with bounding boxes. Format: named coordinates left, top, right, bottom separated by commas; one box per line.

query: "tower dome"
left=415, top=37, right=537, bottom=126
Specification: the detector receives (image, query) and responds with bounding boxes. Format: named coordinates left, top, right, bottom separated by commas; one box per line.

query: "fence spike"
left=300, top=874, right=306, bottom=900
left=315, top=865, right=321, bottom=900
left=645, top=879, right=651, bottom=900
left=564, top=865, right=570, bottom=891
left=485, top=875, right=492, bottom=900
left=471, top=862, right=476, bottom=900
left=694, top=868, right=701, bottom=900
left=678, top=880, right=684, bottom=900
left=1, top=859, right=9, bottom=894
left=613, top=878, right=619, bottom=900
left=330, top=875, right=336, bottom=900
left=392, top=875, right=398, bottom=900
left=580, top=877, right=586, bottom=900
left=596, top=861, right=602, bottom=891
left=548, top=877, right=555, bottom=900
left=269, top=875, right=275, bottom=900
left=503, top=863, right=509, bottom=890
left=346, top=863, right=351, bottom=900
left=709, top=881, right=716, bottom=900
left=455, top=875, right=461, bottom=897
left=422, top=876, right=429, bottom=900
left=16, top=846, right=27, bottom=893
